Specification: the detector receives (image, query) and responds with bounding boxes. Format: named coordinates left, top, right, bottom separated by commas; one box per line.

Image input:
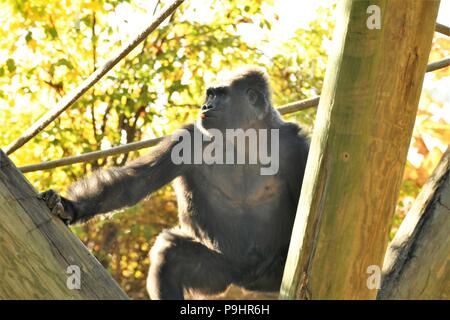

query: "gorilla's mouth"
left=200, top=110, right=218, bottom=120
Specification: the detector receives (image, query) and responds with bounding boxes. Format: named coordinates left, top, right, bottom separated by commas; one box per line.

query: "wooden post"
left=378, top=147, right=450, bottom=300
left=0, top=150, right=128, bottom=299
left=280, top=0, right=440, bottom=299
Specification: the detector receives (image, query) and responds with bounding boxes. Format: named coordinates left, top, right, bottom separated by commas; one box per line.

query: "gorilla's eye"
left=206, top=87, right=228, bottom=100
left=215, top=88, right=228, bottom=96
left=206, top=88, right=215, bottom=99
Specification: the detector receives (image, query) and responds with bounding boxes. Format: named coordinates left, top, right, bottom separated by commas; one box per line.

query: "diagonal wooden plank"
left=378, top=147, right=450, bottom=299
left=0, top=149, right=128, bottom=299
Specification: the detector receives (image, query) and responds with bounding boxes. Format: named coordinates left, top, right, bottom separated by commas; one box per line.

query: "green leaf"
left=6, top=58, right=16, bottom=72
left=25, top=31, right=33, bottom=43
left=45, top=26, right=58, bottom=39
left=56, top=58, right=73, bottom=69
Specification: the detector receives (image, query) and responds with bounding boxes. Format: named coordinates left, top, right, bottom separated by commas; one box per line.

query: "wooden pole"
left=378, top=147, right=450, bottom=300
left=280, top=0, right=440, bottom=299
left=435, top=22, right=450, bottom=36
left=0, top=150, right=128, bottom=299
left=426, top=57, right=450, bottom=72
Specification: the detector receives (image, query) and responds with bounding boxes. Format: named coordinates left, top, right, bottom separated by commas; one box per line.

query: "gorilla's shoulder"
left=151, top=124, right=196, bottom=152
left=180, top=123, right=196, bottom=133
left=167, top=123, right=196, bottom=140
left=280, top=122, right=309, bottom=142
left=279, top=122, right=310, bottom=157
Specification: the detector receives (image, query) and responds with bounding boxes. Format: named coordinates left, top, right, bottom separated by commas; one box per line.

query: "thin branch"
left=89, top=13, right=99, bottom=145
left=49, top=14, right=80, bottom=75
left=92, top=12, right=97, bottom=71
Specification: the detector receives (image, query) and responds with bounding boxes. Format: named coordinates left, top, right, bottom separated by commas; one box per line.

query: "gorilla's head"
left=197, top=66, right=275, bottom=133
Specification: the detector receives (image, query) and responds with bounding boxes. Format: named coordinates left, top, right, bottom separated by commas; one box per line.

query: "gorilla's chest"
left=197, top=164, right=283, bottom=209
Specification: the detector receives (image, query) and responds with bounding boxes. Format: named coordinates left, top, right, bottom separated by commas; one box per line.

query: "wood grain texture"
left=0, top=149, right=128, bottom=299
left=378, top=147, right=450, bottom=300
left=280, top=0, right=441, bottom=299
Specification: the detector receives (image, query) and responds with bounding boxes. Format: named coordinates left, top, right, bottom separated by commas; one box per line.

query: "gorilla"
left=39, top=66, right=309, bottom=299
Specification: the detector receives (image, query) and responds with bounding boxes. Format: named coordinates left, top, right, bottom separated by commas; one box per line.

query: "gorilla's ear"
left=246, top=88, right=265, bottom=107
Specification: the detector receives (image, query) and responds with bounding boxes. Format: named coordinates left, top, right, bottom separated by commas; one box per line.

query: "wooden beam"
left=0, top=149, right=128, bottom=299
left=435, top=22, right=450, bottom=36
left=426, top=57, right=450, bottom=72
left=378, top=147, right=450, bottom=300
left=280, top=0, right=441, bottom=299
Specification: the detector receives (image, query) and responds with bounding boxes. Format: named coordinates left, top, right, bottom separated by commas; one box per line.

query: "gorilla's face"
left=198, top=82, right=266, bottom=133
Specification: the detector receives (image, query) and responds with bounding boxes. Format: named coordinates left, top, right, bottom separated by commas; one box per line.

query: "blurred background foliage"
left=0, top=0, right=448, bottom=299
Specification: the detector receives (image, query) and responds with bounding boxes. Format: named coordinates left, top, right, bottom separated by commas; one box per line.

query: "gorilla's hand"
left=38, top=189, right=75, bottom=224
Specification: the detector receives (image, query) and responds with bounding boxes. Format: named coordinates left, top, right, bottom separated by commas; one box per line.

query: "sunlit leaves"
left=6, top=58, right=16, bottom=72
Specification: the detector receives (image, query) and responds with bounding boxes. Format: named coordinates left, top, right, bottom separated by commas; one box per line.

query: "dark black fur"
left=40, top=67, right=309, bottom=299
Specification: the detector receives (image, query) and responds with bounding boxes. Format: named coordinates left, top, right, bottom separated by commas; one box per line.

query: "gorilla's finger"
left=40, top=189, right=56, bottom=201
left=55, top=204, right=73, bottom=222
left=47, top=193, right=61, bottom=209
left=51, top=203, right=65, bottom=218
left=38, top=191, right=51, bottom=201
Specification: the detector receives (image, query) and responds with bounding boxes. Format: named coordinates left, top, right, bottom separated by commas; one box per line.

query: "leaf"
left=25, top=31, right=33, bottom=42
left=56, top=58, right=74, bottom=70
left=46, top=26, right=58, bottom=39
left=237, top=17, right=253, bottom=24
left=6, top=58, right=16, bottom=72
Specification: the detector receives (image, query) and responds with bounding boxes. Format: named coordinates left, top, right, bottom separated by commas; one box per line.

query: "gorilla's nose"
left=201, top=104, right=214, bottom=111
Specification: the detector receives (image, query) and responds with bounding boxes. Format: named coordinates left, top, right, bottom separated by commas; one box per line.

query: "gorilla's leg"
left=237, top=247, right=288, bottom=292
left=147, top=229, right=235, bottom=300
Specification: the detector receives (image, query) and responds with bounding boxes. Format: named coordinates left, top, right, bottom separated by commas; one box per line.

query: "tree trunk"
left=280, top=0, right=441, bottom=299
left=378, top=147, right=450, bottom=299
left=0, top=150, right=128, bottom=299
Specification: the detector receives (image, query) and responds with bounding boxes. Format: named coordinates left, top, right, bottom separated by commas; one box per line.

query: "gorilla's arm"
left=281, top=124, right=310, bottom=206
left=41, top=128, right=191, bottom=224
